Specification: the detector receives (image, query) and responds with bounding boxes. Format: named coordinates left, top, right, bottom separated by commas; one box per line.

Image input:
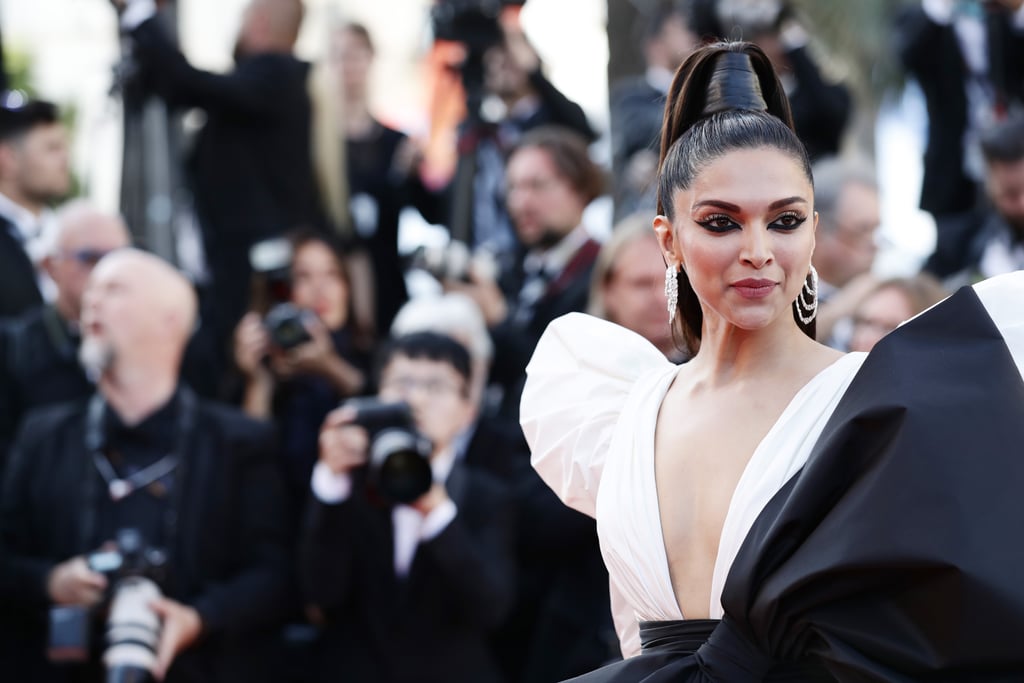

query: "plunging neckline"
left=648, top=353, right=857, bottom=620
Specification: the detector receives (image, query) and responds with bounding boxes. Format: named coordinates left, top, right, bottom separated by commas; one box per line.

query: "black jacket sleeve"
left=130, top=15, right=300, bottom=118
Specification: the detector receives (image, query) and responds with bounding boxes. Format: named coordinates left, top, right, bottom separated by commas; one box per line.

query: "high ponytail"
left=656, top=41, right=815, bottom=355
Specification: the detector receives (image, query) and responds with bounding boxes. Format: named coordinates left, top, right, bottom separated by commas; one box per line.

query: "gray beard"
left=78, top=337, right=113, bottom=383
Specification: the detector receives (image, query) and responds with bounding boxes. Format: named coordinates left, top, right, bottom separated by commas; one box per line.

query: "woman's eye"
left=771, top=213, right=806, bottom=230
left=699, top=215, right=738, bottom=232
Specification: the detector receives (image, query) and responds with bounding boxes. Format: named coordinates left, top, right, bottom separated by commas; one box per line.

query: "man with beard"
left=451, top=125, right=606, bottom=424
left=0, top=249, right=291, bottom=682
left=0, top=97, right=71, bottom=319
left=0, top=201, right=129, bottom=467
left=112, top=0, right=323, bottom=344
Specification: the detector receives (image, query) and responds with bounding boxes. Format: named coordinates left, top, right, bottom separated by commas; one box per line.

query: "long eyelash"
left=772, top=213, right=807, bottom=230
left=697, top=214, right=737, bottom=232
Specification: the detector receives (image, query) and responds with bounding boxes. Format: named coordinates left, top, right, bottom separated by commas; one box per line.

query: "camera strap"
left=85, top=389, right=196, bottom=502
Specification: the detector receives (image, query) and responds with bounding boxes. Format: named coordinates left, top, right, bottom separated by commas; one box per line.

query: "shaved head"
left=80, top=249, right=198, bottom=381
left=239, top=0, right=304, bottom=54
left=95, top=249, right=197, bottom=341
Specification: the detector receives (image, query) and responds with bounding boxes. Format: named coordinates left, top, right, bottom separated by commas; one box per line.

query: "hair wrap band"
left=701, top=51, right=767, bottom=117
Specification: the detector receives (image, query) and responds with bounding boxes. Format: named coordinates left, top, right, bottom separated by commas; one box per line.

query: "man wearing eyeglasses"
left=300, top=331, right=515, bottom=683
left=0, top=201, right=129, bottom=470
left=0, top=96, right=71, bottom=319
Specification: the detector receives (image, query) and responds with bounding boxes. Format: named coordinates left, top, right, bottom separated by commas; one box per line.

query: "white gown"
left=520, top=270, right=1024, bottom=659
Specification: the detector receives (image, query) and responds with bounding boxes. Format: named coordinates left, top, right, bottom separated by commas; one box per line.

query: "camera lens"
left=103, top=577, right=162, bottom=683
left=370, top=428, right=434, bottom=504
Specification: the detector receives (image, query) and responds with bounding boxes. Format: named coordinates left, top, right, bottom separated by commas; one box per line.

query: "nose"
left=740, top=226, right=773, bottom=269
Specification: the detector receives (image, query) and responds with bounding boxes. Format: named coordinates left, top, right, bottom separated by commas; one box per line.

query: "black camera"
left=264, top=302, right=315, bottom=351
left=49, top=529, right=167, bottom=683
left=431, top=0, right=525, bottom=54
left=345, top=398, right=434, bottom=504
left=408, top=240, right=499, bottom=283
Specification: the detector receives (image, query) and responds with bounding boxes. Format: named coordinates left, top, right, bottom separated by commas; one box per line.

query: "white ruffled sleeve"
left=520, top=313, right=674, bottom=518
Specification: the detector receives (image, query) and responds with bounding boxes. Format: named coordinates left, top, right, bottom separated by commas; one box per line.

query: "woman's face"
left=655, top=147, right=816, bottom=336
left=331, top=28, right=373, bottom=95
left=291, top=241, right=349, bottom=330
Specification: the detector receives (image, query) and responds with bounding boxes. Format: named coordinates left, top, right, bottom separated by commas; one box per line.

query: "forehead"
left=508, top=146, right=557, bottom=179
left=383, top=354, right=459, bottom=377
left=681, top=147, right=812, bottom=210
left=989, top=157, right=1024, bottom=186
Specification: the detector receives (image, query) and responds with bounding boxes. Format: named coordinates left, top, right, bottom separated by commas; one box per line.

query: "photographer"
left=447, top=5, right=596, bottom=257
left=0, top=201, right=130, bottom=468
left=0, top=249, right=292, bottom=682
left=299, top=332, right=515, bottom=683
left=232, top=231, right=368, bottom=499
left=110, top=0, right=324, bottom=344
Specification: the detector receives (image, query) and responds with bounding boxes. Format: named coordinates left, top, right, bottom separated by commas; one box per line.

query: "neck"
left=689, top=315, right=813, bottom=388
left=0, top=184, right=43, bottom=216
left=343, top=101, right=374, bottom=138
left=55, top=297, right=78, bottom=327
left=100, top=363, right=179, bottom=426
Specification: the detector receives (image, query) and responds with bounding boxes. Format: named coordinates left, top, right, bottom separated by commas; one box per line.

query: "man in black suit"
left=300, top=332, right=515, bottom=683
left=0, top=97, right=70, bottom=319
left=0, top=249, right=292, bottom=682
left=0, top=201, right=130, bottom=468
left=453, top=126, right=606, bottom=424
left=114, top=0, right=324, bottom=339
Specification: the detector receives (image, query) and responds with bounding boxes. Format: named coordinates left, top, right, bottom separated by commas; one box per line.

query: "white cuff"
left=921, top=0, right=956, bottom=25
left=419, top=499, right=457, bottom=540
left=311, top=462, right=353, bottom=504
left=121, top=0, right=158, bottom=31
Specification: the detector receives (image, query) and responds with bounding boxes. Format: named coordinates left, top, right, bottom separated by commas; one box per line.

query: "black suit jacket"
left=130, top=15, right=324, bottom=329
left=0, top=305, right=90, bottom=472
left=299, top=461, right=516, bottom=683
left=896, top=5, right=1024, bottom=216
left=463, top=418, right=618, bottom=682
left=0, top=389, right=293, bottom=683
left=0, top=218, right=43, bottom=320
left=490, top=237, right=602, bottom=422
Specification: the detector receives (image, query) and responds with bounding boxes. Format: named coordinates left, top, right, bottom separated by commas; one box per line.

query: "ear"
left=653, top=215, right=683, bottom=271
left=40, top=255, right=57, bottom=280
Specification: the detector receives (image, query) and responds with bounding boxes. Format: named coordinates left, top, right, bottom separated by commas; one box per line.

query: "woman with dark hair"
left=233, top=231, right=369, bottom=498
left=522, top=41, right=1024, bottom=681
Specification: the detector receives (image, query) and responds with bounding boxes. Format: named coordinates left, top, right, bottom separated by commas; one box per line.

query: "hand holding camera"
left=149, top=596, right=202, bottom=682
left=319, top=399, right=441, bottom=507
left=48, top=556, right=108, bottom=607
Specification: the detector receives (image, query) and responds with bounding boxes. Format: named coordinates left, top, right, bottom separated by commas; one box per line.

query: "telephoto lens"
left=103, top=576, right=163, bottom=683
left=370, top=427, right=435, bottom=504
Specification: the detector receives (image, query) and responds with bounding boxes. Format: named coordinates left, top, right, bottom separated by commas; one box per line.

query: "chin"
left=79, top=337, right=113, bottom=382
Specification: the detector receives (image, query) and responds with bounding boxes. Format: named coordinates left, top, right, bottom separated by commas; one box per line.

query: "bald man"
left=0, top=249, right=291, bottom=682
left=114, top=0, right=324, bottom=343
left=0, top=201, right=129, bottom=463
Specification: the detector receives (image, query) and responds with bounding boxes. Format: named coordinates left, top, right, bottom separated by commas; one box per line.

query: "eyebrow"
left=692, top=196, right=808, bottom=212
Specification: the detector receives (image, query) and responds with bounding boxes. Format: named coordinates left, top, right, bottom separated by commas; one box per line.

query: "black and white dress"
left=521, top=271, right=1024, bottom=681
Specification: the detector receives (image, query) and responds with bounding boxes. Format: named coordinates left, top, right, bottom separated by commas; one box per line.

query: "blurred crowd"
left=1, top=0, right=1022, bottom=682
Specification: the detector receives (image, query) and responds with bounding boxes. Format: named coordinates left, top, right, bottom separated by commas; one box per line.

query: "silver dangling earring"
left=794, top=264, right=818, bottom=324
left=665, top=264, right=679, bottom=325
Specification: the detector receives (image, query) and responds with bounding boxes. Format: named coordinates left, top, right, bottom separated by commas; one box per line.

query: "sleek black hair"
left=375, top=331, right=472, bottom=392
left=0, top=96, right=59, bottom=143
left=657, top=41, right=815, bottom=355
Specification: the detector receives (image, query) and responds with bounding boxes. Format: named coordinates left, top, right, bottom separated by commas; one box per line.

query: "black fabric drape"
left=569, top=284, right=1024, bottom=682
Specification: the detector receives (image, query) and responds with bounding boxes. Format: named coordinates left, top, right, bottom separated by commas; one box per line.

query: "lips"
left=732, top=278, right=777, bottom=299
